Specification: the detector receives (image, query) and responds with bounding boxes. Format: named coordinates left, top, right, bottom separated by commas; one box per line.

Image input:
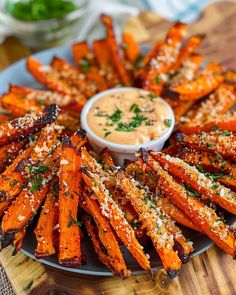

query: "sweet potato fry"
left=122, top=33, right=141, bottom=63
left=0, top=104, right=59, bottom=146
left=1, top=181, right=49, bottom=234
left=150, top=152, right=236, bottom=215
left=51, top=56, right=96, bottom=98
left=100, top=14, right=131, bottom=86
left=93, top=39, right=121, bottom=87
left=124, top=161, right=201, bottom=232
left=164, top=145, right=234, bottom=174
left=138, top=149, right=236, bottom=256
left=12, top=229, right=26, bottom=255
left=27, top=57, right=75, bottom=94
left=2, top=85, right=83, bottom=116
left=82, top=214, right=130, bottom=278
left=180, top=112, right=236, bottom=133
left=84, top=193, right=130, bottom=278
left=175, top=132, right=236, bottom=161
left=1, top=91, right=41, bottom=116
left=181, top=82, right=236, bottom=128
left=172, top=35, right=205, bottom=71
left=171, top=64, right=224, bottom=101
left=72, top=42, right=108, bottom=91
left=81, top=150, right=150, bottom=271
left=117, top=170, right=182, bottom=276
left=34, top=177, right=59, bottom=258
left=58, top=136, right=82, bottom=266
left=0, top=140, right=26, bottom=173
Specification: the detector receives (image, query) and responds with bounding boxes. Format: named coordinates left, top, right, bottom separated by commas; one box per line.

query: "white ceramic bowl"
left=81, top=87, right=175, bottom=166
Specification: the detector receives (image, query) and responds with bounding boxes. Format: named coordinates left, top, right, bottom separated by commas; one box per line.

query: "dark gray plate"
left=0, top=44, right=235, bottom=276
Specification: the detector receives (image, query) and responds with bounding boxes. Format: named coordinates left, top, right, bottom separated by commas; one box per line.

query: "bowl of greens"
left=0, top=0, right=87, bottom=49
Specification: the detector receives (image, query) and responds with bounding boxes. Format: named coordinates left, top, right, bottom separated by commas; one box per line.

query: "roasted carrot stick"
left=138, top=149, right=236, bottom=256
left=151, top=152, right=236, bottom=215
left=58, top=136, right=82, bottom=266
left=117, top=170, right=182, bottom=277
left=172, top=35, right=205, bottom=71
left=175, top=132, right=236, bottom=161
left=100, top=14, right=131, bottom=86
left=0, top=104, right=59, bottom=146
left=84, top=194, right=130, bottom=278
left=34, top=177, right=59, bottom=258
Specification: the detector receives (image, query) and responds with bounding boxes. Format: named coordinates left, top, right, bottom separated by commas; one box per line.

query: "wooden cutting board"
left=1, top=2, right=236, bottom=295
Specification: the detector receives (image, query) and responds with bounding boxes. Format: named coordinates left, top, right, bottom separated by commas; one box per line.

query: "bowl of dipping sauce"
left=81, top=87, right=174, bottom=165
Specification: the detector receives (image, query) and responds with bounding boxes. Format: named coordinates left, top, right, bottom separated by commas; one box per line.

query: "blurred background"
left=0, top=0, right=225, bottom=50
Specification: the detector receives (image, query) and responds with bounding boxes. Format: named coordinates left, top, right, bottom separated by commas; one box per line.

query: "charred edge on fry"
left=173, top=240, right=190, bottom=264
left=0, top=190, right=7, bottom=202
left=14, top=158, right=30, bottom=172
left=175, top=133, right=185, bottom=143
left=37, top=104, right=60, bottom=126
left=81, top=166, right=90, bottom=177
left=75, top=129, right=87, bottom=139
left=167, top=268, right=180, bottom=279
left=139, top=148, right=149, bottom=163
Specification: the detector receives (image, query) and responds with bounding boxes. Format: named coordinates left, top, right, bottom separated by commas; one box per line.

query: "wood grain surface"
left=0, top=2, right=236, bottom=295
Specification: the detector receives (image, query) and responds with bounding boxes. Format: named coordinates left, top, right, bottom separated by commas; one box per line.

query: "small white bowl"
left=81, top=87, right=175, bottom=166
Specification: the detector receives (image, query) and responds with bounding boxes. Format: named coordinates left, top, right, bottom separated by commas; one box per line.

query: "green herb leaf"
left=148, top=92, right=156, bottom=101
left=211, top=184, right=219, bottom=190
left=164, top=119, right=172, bottom=127
left=68, top=210, right=82, bottom=228
left=184, top=183, right=200, bottom=198
left=104, top=131, right=111, bottom=138
left=129, top=103, right=141, bottom=113
left=155, top=76, right=161, bottom=83
left=108, top=108, right=122, bottom=123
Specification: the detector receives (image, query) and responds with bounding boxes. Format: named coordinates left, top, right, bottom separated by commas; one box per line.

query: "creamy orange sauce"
left=87, top=90, right=172, bottom=145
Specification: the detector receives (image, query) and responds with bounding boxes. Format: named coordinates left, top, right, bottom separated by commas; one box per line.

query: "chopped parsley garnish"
left=104, top=131, right=111, bottom=138
left=211, top=184, right=219, bottom=190
left=132, top=54, right=143, bottom=69
left=211, top=126, right=219, bottom=131
left=34, top=165, right=49, bottom=174
left=164, top=119, right=172, bottom=127
left=147, top=171, right=156, bottom=182
left=38, top=99, right=45, bottom=105
left=155, top=76, right=161, bottom=83
left=129, top=103, right=141, bottom=113
left=200, top=132, right=207, bottom=138
left=221, top=130, right=231, bottom=136
left=205, top=172, right=223, bottom=181
left=10, top=179, right=18, bottom=186
left=93, top=180, right=99, bottom=186
left=148, top=92, right=156, bottom=101
left=184, top=183, right=200, bottom=198
left=108, top=108, right=122, bottom=122
left=195, top=164, right=205, bottom=173
left=80, top=58, right=90, bottom=73
left=207, top=143, right=213, bottom=148
left=68, top=210, right=82, bottom=228
left=30, top=181, right=41, bottom=193
left=115, top=113, right=145, bottom=132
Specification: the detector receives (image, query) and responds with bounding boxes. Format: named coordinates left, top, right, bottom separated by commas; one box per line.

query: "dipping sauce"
left=86, top=89, right=173, bottom=145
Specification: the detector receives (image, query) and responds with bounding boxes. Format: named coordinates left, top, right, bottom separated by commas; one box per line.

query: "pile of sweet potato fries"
left=0, top=14, right=235, bottom=279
